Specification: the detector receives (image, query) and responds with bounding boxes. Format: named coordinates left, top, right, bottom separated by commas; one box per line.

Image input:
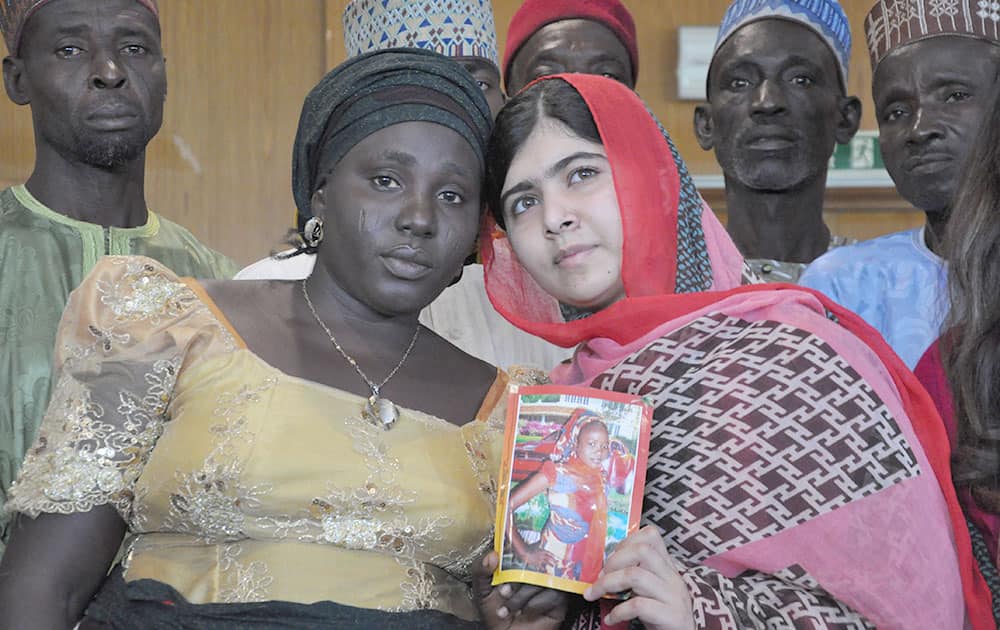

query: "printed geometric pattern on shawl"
left=645, top=105, right=714, bottom=294
left=566, top=563, right=872, bottom=629
left=593, top=312, right=920, bottom=562
left=682, top=564, right=874, bottom=629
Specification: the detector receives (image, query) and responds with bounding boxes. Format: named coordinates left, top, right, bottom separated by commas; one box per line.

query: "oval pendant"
left=365, top=395, right=398, bottom=430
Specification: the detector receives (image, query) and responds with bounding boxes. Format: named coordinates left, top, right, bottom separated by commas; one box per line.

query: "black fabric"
left=291, top=47, right=493, bottom=228
left=84, top=565, right=484, bottom=629
left=966, top=515, right=1000, bottom=626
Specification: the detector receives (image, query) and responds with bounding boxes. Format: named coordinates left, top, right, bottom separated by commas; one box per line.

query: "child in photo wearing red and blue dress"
left=505, top=409, right=634, bottom=583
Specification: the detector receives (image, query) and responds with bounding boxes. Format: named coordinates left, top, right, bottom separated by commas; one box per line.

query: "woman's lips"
left=554, top=244, right=597, bottom=266
left=380, top=247, right=433, bottom=280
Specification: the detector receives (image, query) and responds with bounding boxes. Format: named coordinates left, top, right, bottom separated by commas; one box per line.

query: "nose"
left=394, top=192, right=437, bottom=238
left=542, top=197, right=578, bottom=235
left=750, top=79, right=786, bottom=117
left=905, top=105, right=944, bottom=146
left=90, top=50, right=127, bottom=89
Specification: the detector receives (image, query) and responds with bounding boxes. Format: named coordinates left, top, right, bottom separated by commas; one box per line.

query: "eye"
left=728, top=77, right=750, bottom=90
left=121, top=44, right=147, bottom=56
left=568, top=166, right=599, bottom=185
left=600, top=72, right=621, bottom=81
left=883, top=106, right=907, bottom=122
left=56, top=45, right=83, bottom=58
left=790, top=75, right=814, bottom=87
left=946, top=91, right=971, bottom=103
left=438, top=190, right=464, bottom=204
left=509, top=195, right=539, bottom=217
left=476, top=80, right=491, bottom=92
left=371, top=175, right=401, bottom=190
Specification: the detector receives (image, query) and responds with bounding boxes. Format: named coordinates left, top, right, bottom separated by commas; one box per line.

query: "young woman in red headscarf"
left=480, top=74, right=993, bottom=630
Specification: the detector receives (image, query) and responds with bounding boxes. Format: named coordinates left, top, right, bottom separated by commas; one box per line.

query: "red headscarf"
left=481, top=73, right=743, bottom=349
left=502, top=0, right=639, bottom=88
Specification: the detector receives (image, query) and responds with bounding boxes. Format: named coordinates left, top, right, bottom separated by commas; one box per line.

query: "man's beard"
left=77, top=132, right=148, bottom=168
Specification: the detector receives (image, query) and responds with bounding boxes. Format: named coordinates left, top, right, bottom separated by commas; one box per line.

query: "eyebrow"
left=782, top=54, right=823, bottom=70
left=374, top=150, right=418, bottom=167
left=441, top=161, right=474, bottom=179
left=110, top=25, right=157, bottom=39
left=50, top=24, right=90, bottom=37
left=582, top=53, right=626, bottom=66
left=500, top=151, right=607, bottom=207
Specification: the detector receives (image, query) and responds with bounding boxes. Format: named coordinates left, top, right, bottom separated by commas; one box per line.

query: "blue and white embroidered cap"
left=713, top=0, right=851, bottom=89
left=343, top=0, right=499, bottom=68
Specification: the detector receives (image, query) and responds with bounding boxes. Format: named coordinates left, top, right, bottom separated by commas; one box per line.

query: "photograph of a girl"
left=501, top=403, right=640, bottom=587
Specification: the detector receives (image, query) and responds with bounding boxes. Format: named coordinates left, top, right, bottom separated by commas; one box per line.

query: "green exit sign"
left=829, top=130, right=883, bottom=170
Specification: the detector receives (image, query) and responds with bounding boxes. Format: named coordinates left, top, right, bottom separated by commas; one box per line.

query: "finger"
left=612, top=526, right=669, bottom=562
left=602, top=539, right=674, bottom=581
left=471, top=552, right=500, bottom=599
left=585, top=565, right=671, bottom=601
left=603, top=596, right=681, bottom=628
left=539, top=551, right=558, bottom=569
left=501, top=582, right=545, bottom=614
left=518, top=587, right=568, bottom=619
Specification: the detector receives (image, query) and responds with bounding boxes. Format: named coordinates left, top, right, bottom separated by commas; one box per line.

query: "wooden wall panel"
left=146, top=0, right=326, bottom=263
left=0, top=0, right=326, bottom=265
left=0, top=0, right=921, bottom=266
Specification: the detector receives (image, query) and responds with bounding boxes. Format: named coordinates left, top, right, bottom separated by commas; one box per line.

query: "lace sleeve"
left=4, top=256, right=234, bottom=522
left=463, top=366, right=550, bottom=507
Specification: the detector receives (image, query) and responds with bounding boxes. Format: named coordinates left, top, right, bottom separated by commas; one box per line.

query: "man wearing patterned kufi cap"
left=801, top=0, right=1000, bottom=369
left=694, top=0, right=862, bottom=284
left=235, top=0, right=573, bottom=373
left=343, top=0, right=503, bottom=116
left=0, top=0, right=237, bottom=556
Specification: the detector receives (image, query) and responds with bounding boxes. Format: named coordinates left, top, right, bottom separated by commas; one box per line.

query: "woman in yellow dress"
left=0, top=49, right=552, bottom=629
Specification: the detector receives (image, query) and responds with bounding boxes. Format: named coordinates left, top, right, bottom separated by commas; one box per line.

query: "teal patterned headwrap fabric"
left=291, top=48, right=493, bottom=223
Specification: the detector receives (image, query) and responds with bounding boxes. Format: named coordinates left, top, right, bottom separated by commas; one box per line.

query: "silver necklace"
left=301, top=279, right=420, bottom=429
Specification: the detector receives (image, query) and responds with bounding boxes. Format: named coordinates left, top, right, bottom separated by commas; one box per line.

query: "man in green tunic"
left=0, top=0, right=238, bottom=553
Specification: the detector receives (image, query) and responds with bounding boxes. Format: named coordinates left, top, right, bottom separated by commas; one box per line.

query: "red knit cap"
left=502, top=0, right=638, bottom=88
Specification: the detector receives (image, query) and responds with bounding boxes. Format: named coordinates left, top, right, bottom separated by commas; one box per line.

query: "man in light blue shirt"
left=800, top=0, right=1000, bottom=368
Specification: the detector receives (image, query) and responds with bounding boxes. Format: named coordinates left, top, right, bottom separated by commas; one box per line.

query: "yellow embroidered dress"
left=0, top=185, right=238, bottom=554
left=5, top=256, right=508, bottom=621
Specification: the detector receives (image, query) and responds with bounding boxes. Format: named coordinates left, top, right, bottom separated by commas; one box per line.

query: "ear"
left=309, top=179, right=328, bottom=222
left=3, top=56, right=30, bottom=106
left=834, top=95, right=862, bottom=145
left=693, top=104, right=715, bottom=150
